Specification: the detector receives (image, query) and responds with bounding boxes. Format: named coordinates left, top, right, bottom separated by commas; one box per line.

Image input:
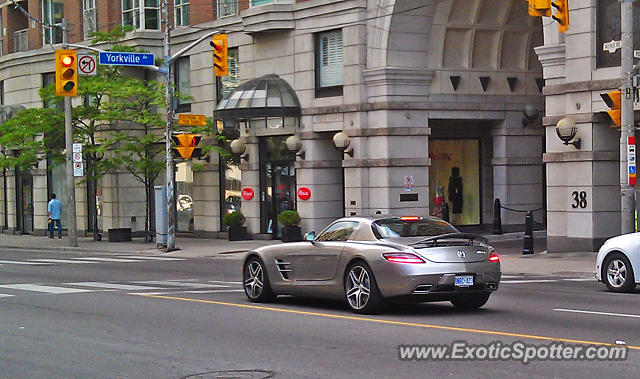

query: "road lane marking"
left=74, top=257, right=142, bottom=263
left=119, top=256, right=186, bottom=261
left=500, top=280, right=557, bottom=284
left=135, top=289, right=244, bottom=295
left=133, top=294, right=640, bottom=351
left=562, top=278, right=596, bottom=282
left=65, top=282, right=166, bottom=291
left=208, top=280, right=243, bottom=285
left=0, top=284, right=94, bottom=294
left=134, top=280, right=230, bottom=288
left=0, top=260, right=52, bottom=265
left=28, top=259, right=95, bottom=264
left=0, top=293, right=14, bottom=297
left=554, top=308, right=640, bottom=319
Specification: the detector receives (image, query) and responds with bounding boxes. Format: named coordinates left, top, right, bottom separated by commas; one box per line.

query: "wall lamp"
left=556, top=117, right=581, bottom=149
left=522, top=104, right=540, bottom=127
left=230, top=139, right=250, bottom=161
left=332, top=132, right=354, bottom=157
left=285, top=135, right=305, bottom=160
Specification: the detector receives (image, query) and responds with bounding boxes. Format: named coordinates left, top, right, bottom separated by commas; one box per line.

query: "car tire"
left=344, top=261, right=384, bottom=314
left=603, top=253, right=636, bottom=293
left=243, top=257, right=275, bottom=303
left=450, top=293, right=491, bottom=310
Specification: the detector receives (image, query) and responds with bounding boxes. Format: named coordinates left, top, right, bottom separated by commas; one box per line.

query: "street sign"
left=73, top=162, right=84, bottom=177
left=628, top=136, right=636, bottom=186
left=603, top=40, right=622, bottom=53
left=98, top=52, right=155, bottom=66
left=72, top=152, right=82, bottom=162
left=177, top=114, right=207, bottom=126
left=72, top=143, right=82, bottom=153
left=78, top=54, right=97, bottom=75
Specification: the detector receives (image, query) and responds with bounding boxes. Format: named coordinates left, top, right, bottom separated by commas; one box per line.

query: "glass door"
left=259, top=136, right=296, bottom=238
left=16, top=171, right=33, bottom=234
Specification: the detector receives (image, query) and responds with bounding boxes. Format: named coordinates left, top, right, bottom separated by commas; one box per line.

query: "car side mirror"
left=304, top=231, right=316, bottom=242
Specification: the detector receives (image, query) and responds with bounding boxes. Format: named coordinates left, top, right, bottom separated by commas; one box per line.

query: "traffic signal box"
left=528, top=0, right=551, bottom=17
left=55, top=49, right=78, bottom=97
left=551, top=0, right=569, bottom=33
left=211, top=34, right=228, bottom=77
left=601, top=90, right=622, bottom=128
left=172, top=134, right=203, bottom=159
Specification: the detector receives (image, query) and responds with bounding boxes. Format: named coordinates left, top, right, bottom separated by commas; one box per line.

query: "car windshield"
left=372, top=218, right=458, bottom=238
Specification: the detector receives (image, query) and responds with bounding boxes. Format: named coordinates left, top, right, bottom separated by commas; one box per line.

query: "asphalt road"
left=1, top=248, right=639, bottom=379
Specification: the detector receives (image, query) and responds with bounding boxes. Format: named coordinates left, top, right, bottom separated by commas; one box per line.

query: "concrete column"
left=192, top=163, right=221, bottom=237
left=240, top=138, right=261, bottom=237
left=6, top=170, right=16, bottom=234
left=32, top=167, right=48, bottom=236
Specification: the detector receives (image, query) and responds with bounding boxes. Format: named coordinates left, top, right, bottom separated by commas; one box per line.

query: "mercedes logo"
left=457, top=250, right=465, bottom=258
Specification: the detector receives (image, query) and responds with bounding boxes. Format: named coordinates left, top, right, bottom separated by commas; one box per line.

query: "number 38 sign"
left=570, top=190, right=588, bottom=209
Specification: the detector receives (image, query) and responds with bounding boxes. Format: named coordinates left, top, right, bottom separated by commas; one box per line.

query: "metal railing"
left=13, top=29, right=28, bottom=52
left=493, top=198, right=544, bottom=255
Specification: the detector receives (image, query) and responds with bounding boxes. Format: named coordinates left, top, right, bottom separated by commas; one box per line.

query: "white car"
left=596, top=233, right=640, bottom=292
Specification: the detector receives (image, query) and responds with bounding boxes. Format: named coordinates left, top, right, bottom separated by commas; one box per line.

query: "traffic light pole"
left=621, top=0, right=636, bottom=234
left=62, top=19, right=78, bottom=247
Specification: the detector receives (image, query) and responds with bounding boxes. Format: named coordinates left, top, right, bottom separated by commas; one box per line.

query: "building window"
left=42, top=0, right=63, bottom=45
left=42, top=73, right=63, bottom=110
left=220, top=48, right=239, bottom=98
left=83, top=0, right=97, bottom=39
left=174, top=0, right=189, bottom=26
left=175, top=56, right=191, bottom=113
left=122, top=0, right=161, bottom=30
left=251, top=0, right=274, bottom=6
left=218, top=0, right=238, bottom=17
left=315, top=30, right=343, bottom=97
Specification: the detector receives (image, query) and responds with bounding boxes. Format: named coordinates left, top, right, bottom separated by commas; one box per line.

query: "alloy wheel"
left=345, top=265, right=371, bottom=310
left=607, top=259, right=627, bottom=288
left=244, top=260, right=264, bottom=299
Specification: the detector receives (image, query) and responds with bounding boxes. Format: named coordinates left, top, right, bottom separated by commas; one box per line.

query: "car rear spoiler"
left=409, top=232, right=489, bottom=247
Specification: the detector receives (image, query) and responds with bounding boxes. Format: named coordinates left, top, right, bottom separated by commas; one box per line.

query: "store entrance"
left=259, top=136, right=296, bottom=239
left=16, top=170, right=33, bottom=234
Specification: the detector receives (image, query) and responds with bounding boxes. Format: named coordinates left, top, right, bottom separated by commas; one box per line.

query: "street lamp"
left=230, top=139, right=249, bottom=161
left=522, top=104, right=539, bottom=127
left=285, top=135, right=305, bottom=160
left=555, top=116, right=581, bottom=149
left=332, top=132, right=354, bottom=157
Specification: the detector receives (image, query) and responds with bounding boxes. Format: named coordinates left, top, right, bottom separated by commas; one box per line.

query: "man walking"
left=48, top=193, right=62, bottom=239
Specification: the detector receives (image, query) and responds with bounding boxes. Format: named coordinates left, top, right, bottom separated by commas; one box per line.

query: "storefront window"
left=428, top=139, right=480, bottom=226
left=176, top=161, right=194, bottom=232
left=220, top=162, right=242, bottom=229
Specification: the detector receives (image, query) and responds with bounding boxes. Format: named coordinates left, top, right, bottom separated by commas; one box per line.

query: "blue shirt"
left=48, top=199, right=62, bottom=220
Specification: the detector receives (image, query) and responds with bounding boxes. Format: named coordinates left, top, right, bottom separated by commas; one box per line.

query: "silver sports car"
left=242, top=216, right=501, bottom=314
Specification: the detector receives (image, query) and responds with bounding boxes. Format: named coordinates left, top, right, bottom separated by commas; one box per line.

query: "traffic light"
left=210, top=34, right=228, bottom=76
left=55, top=49, right=77, bottom=97
left=600, top=90, right=621, bottom=127
left=528, top=0, right=551, bottom=17
left=172, top=133, right=203, bottom=159
left=551, top=0, right=569, bottom=33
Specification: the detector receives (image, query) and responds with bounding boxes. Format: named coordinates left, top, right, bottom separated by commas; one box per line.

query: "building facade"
left=0, top=0, right=627, bottom=252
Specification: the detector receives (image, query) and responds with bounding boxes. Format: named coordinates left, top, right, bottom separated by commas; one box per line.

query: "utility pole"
left=162, top=2, right=177, bottom=251
left=621, top=0, right=635, bottom=234
left=62, top=18, right=78, bottom=247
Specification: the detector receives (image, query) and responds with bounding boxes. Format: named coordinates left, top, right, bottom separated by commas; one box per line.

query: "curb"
left=0, top=244, right=161, bottom=256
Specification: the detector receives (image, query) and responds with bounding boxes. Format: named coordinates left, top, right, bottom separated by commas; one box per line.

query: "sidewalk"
left=0, top=232, right=597, bottom=277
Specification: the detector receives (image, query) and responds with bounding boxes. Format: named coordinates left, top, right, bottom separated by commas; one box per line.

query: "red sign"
left=297, top=187, right=311, bottom=201
left=241, top=187, right=254, bottom=200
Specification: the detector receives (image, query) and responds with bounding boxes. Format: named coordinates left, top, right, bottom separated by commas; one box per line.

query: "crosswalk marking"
left=138, top=289, right=244, bottom=295
left=0, top=260, right=52, bottom=265
left=119, top=256, right=186, bottom=261
left=65, top=282, right=166, bottom=291
left=0, top=284, right=94, bottom=294
left=0, top=293, right=14, bottom=298
left=74, top=257, right=142, bottom=263
left=28, top=259, right=96, bottom=264
left=134, top=280, right=231, bottom=288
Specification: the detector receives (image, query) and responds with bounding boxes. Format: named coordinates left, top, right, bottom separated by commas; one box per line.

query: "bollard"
left=442, top=202, right=450, bottom=222
left=522, top=210, right=534, bottom=255
left=493, top=198, right=502, bottom=235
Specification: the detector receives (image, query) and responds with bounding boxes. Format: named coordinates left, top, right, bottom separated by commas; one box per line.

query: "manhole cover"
left=183, top=370, right=275, bottom=379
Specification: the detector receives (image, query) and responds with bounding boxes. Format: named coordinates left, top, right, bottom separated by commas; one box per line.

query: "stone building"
left=0, top=0, right=628, bottom=251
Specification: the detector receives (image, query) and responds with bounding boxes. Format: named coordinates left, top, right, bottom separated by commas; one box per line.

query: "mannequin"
left=448, top=167, right=463, bottom=224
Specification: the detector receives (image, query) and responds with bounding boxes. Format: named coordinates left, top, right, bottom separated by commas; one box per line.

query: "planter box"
left=281, top=226, right=302, bottom=242
left=108, top=228, right=132, bottom=242
left=228, top=226, right=247, bottom=241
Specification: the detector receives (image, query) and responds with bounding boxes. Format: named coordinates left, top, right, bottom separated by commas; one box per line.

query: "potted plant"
left=223, top=211, right=247, bottom=241
left=278, top=210, right=302, bottom=242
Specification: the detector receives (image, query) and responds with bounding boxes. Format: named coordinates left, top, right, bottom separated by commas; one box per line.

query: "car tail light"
left=400, top=216, right=421, bottom=221
left=488, top=254, right=500, bottom=262
left=383, top=252, right=425, bottom=264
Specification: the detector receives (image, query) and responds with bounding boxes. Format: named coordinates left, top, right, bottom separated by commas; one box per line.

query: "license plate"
left=455, top=275, right=474, bottom=287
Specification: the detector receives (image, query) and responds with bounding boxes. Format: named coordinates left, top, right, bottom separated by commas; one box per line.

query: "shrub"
left=278, top=210, right=301, bottom=227
left=223, top=211, right=245, bottom=227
